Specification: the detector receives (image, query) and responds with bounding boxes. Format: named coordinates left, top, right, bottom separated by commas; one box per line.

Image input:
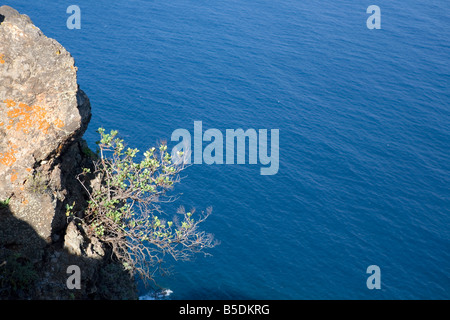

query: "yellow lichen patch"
left=2, top=99, right=64, bottom=135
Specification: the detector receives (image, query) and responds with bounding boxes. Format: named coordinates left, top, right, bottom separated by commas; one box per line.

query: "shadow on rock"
left=0, top=202, right=137, bottom=300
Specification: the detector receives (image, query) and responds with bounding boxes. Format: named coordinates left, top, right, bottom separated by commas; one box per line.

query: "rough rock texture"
left=0, top=6, right=137, bottom=299
left=0, top=5, right=91, bottom=242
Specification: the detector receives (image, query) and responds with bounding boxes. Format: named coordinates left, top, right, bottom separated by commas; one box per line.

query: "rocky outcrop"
left=0, top=6, right=137, bottom=299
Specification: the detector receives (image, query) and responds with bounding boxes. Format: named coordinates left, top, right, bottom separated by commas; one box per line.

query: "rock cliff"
left=0, top=6, right=137, bottom=299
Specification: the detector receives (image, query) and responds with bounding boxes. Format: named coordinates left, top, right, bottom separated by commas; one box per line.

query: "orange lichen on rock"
left=38, top=119, right=51, bottom=134
left=4, top=99, right=16, bottom=108
left=2, top=99, right=65, bottom=134
left=0, top=54, right=5, bottom=64
left=54, top=118, right=65, bottom=128
left=11, top=169, right=17, bottom=183
left=0, top=143, right=17, bottom=166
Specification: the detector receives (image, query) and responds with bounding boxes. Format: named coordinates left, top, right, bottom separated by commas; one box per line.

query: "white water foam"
left=139, top=289, right=173, bottom=300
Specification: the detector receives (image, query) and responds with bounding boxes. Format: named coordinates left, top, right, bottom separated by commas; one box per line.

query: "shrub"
left=27, top=171, right=48, bottom=194
left=77, top=128, right=218, bottom=284
left=0, top=198, right=10, bottom=208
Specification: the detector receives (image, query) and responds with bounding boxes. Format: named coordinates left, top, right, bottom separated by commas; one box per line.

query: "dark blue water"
left=6, top=0, right=449, bottom=299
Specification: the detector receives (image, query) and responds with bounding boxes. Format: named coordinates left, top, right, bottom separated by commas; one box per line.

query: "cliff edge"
left=0, top=6, right=137, bottom=299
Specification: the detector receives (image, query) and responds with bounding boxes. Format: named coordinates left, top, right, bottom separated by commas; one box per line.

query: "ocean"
left=5, top=0, right=449, bottom=299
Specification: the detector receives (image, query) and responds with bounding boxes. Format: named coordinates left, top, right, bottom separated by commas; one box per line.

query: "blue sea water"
left=5, top=0, right=449, bottom=299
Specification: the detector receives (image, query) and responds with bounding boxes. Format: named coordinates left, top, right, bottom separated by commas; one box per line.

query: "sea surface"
left=6, top=0, right=449, bottom=299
